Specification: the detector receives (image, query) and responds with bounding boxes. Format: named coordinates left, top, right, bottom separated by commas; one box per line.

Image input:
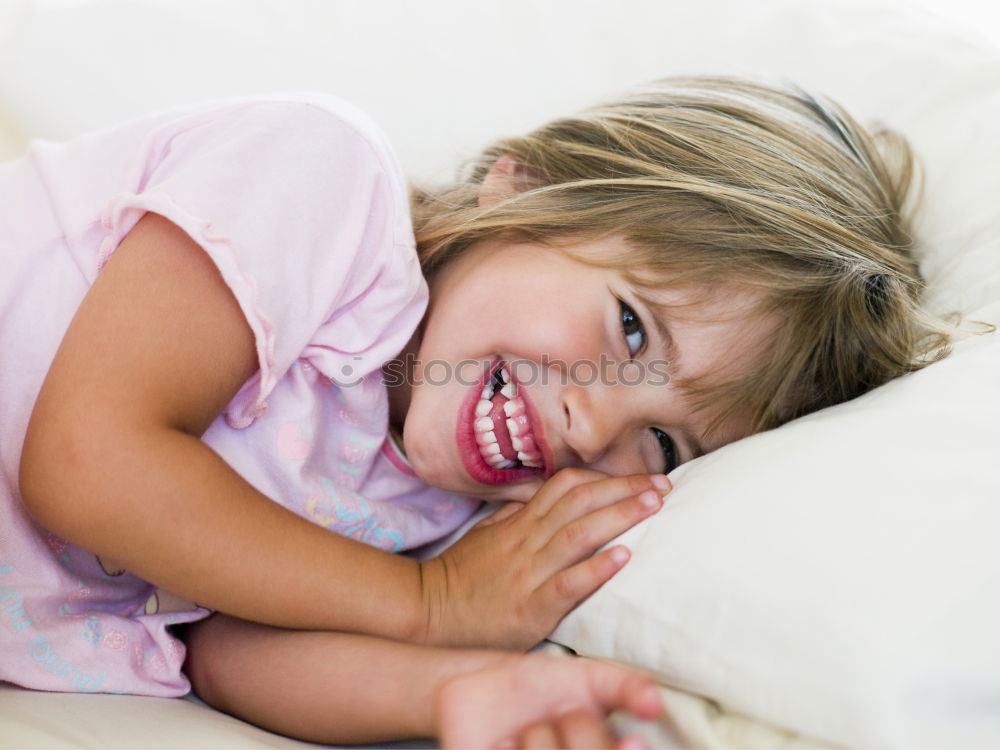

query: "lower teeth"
left=476, top=365, right=541, bottom=471
left=487, top=456, right=519, bottom=469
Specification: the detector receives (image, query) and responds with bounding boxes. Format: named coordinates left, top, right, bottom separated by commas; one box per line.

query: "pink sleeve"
left=97, top=99, right=426, bottom=427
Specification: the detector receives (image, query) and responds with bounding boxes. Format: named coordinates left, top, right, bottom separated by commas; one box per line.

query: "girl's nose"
left=559, top=383, right=626, bottom=469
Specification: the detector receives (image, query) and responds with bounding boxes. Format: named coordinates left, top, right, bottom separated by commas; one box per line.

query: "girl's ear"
left=478, top=154, right=546, bottom=207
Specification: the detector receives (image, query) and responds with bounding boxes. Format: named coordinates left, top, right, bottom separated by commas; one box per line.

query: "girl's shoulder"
left=27, top=92, right=410, bottom=223
left=118, top=92, right=415, bottom=247
left=152, top=92, right=405, bottom=183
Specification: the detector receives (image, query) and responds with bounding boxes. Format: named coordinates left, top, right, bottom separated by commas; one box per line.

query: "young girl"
left=3, top=77, right=947, bottom=747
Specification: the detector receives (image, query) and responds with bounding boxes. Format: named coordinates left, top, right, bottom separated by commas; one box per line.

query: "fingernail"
left=638, top=489, right=662, bottom=509
left=610, top=546, right=630, bottom=565
left=649, top=474, right=672, bottom=494
left=642, top=684, right=662, bottom=708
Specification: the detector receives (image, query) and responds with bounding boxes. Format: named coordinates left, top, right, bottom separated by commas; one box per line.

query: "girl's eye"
left=619, top=300, right=646, bottom=358
left=652, top=428, right=678, bottom=473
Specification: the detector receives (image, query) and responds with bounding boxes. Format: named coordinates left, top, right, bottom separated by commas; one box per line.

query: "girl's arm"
left=19, top=213, right=425, bottom=639
left=184, top=613, right=663, bottom=748
left=19, top=213, right=663, bottom=647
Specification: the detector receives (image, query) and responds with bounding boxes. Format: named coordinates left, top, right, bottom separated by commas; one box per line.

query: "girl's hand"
left=418, top=468, right=670, bottom=649
left=436, top=652, right=663, bottom=749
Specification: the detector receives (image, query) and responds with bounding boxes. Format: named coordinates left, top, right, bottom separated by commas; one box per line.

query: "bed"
left=2, top=1, right=999, bottom=747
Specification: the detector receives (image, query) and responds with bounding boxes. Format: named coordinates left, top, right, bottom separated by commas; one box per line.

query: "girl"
left=3, top=77, right=947, bottom=747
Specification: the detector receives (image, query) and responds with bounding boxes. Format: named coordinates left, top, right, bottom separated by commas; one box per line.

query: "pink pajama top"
left=0, top=94, right=481, bottom=696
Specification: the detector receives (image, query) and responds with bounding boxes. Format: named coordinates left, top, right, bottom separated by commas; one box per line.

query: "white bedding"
left=0, top=647, right=836, bottom=750
left=2, top=0, right=999, bottom=747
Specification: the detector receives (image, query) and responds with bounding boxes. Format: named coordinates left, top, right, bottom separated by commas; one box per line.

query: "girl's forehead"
left=544, top=234, right=776, bottom=358
left=553, top=234, right=752, bottom=311
left=639, top=280, right=781, bottom=401
left=663, top=290, right=751, bottom=326
left=549, top=233, right=635, bottom=265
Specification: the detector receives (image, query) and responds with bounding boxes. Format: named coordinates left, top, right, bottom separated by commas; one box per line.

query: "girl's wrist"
left=414, top=556, right=448, bottom=646
left=424, top=650, right=516, bottom=740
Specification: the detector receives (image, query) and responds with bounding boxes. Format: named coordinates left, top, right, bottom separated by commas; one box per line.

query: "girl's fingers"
left=522, top=467, right=615, bottom=517
left=593, top=667, right=664, bottom=722
left=541, top=472, right=670, bottom=531
left=618, top=673, right=664, bottom=721
left=514, top=701, right=650, bottom=749
left=538, top=490, right=663, bottom=574
left=538, top=545, right=632, bottom=611
left=556, top=709, right=619, bottom=749
left=439, top=654, right=662, bottom=750
left=618, top=736, right=652, bottom=750
left=520, top=720, right=561, bottom=749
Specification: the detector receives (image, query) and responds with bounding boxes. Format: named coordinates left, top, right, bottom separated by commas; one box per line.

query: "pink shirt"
left=0, top=94, right=481, bottom=696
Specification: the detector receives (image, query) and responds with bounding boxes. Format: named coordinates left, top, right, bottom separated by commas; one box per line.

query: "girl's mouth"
left=457, top=359, right=550, bottom=486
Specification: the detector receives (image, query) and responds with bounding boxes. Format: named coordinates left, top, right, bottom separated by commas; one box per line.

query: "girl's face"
left=387, top=235, right=775, bottom=503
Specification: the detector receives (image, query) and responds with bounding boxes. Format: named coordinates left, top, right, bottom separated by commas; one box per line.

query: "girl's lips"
left=457, top=358, right=553, bottom=486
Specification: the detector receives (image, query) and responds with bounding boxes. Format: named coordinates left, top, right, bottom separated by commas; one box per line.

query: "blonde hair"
left=411, top=76, right=955, bottom=440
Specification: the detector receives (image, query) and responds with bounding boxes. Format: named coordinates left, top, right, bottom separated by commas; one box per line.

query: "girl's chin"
left=465, top=473, right=544, bottom=503
left=413, top=457, right=540, bottom=502
left=404, top=422, right=542, bottom=500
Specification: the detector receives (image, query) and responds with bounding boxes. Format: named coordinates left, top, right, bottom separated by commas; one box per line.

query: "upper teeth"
left=472, top=364, right=544, bottom=469
left=483, top=365, right=510, bottom=400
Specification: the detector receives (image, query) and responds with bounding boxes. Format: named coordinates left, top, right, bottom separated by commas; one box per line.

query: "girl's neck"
left=383, top=328, right=421, bottom=439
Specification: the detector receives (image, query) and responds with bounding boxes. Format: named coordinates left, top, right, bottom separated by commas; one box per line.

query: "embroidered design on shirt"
left=306, top=478, right=404, bottom=552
